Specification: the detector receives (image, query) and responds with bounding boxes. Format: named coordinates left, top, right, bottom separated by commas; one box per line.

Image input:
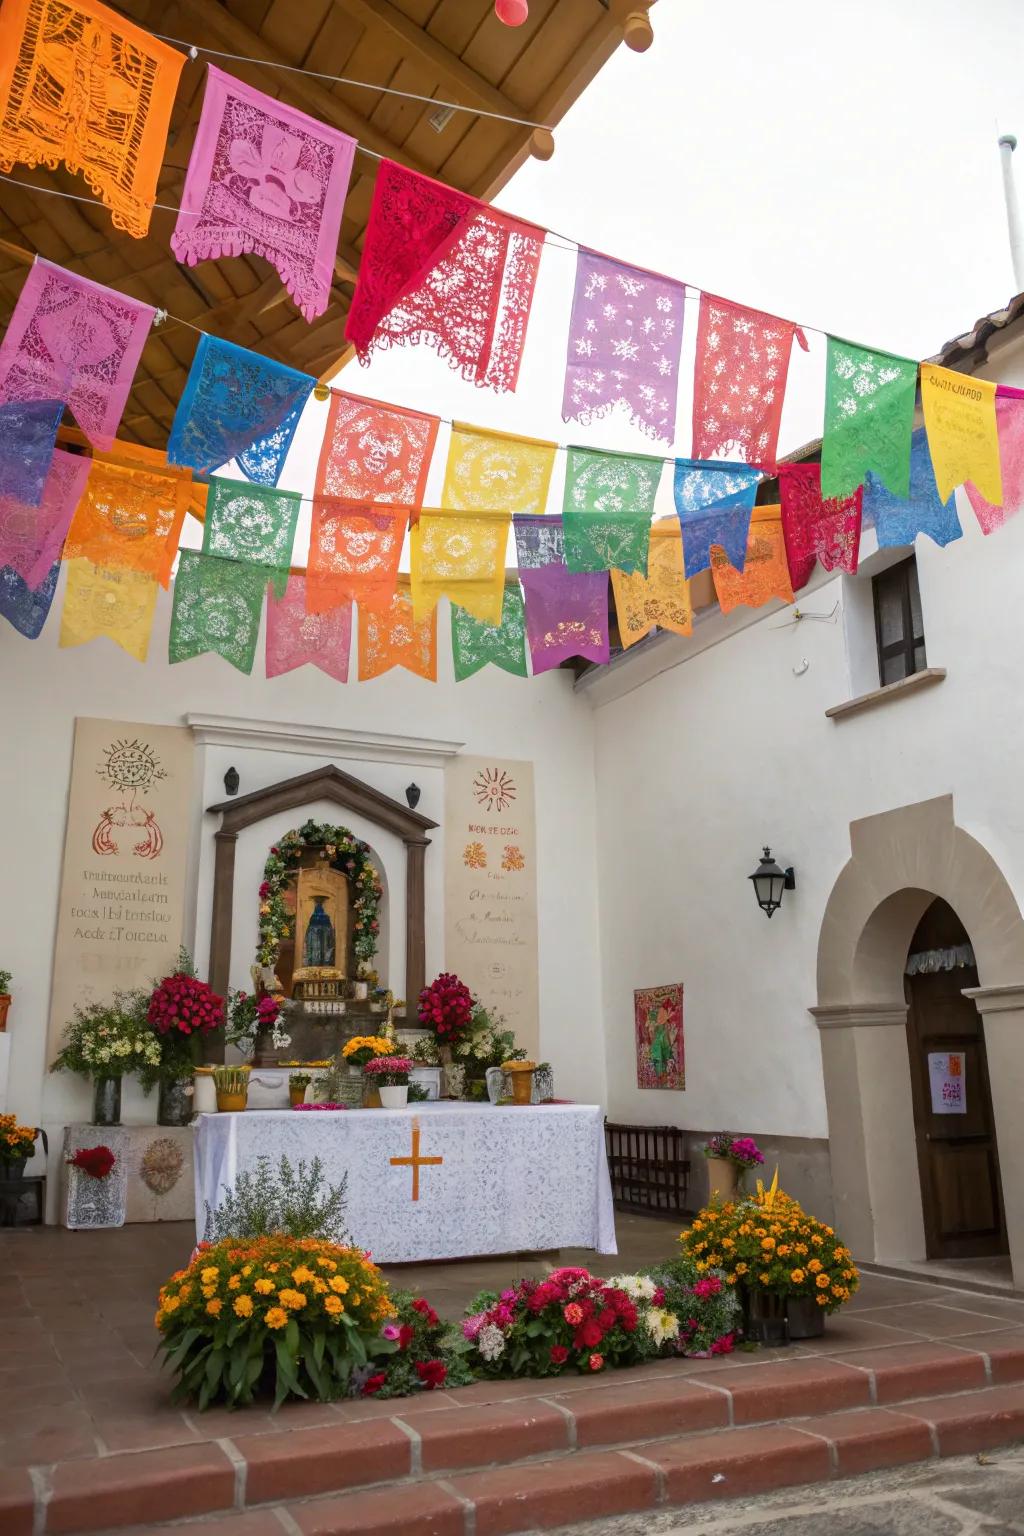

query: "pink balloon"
left=495, top=0, right=529, bottom=24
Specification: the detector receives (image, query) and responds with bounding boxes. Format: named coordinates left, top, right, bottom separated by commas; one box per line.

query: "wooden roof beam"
left=332, top=0, right=529, bottom=120
left=172, top=0, right=434, bottom=176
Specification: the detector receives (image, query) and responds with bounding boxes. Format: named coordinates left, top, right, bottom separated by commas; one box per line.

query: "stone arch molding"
left=811, top=795, right=1024, bottom=1275
left=816, top=794, right=1024, bottom=1010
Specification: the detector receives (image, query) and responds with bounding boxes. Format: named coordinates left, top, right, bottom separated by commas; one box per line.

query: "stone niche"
left=205, top=764, right=438, bottom=1063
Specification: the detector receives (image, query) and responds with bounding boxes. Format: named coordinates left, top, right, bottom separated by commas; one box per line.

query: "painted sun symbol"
left=97, top=738, right=166, bottom=791
left=472, top=767, right=517, bottom=812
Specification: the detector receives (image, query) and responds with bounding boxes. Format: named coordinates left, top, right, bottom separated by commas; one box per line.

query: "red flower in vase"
left=417, top=972, right=474, bottom=1047
left=148, top=973, right=224, bottom=1037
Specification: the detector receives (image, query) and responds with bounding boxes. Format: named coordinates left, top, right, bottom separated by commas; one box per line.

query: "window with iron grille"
left=873, top=556, right=926, bottom=687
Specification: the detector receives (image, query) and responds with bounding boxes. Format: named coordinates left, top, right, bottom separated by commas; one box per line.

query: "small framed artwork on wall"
left=634, top=984, right=685, bottom=1090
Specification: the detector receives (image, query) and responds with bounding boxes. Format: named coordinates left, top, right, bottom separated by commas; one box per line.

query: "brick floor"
left=5, top=1220, right=1024, bottom=1534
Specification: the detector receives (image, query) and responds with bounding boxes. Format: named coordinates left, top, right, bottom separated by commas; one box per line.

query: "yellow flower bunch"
left=342, top=1035, right=394, bottom=1065
left=679, top=1189, right=859, bottom=1313
left=156, top=1233, right=396, bottom=1409
left=0, top=1114, right=36, bottom=1161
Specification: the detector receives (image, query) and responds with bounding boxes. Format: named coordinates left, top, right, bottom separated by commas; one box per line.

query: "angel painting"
left=634, top=983, right=684, bottom=1090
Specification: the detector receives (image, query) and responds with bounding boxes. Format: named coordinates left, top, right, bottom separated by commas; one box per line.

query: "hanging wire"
left=151, top=31, right=554, bottom=131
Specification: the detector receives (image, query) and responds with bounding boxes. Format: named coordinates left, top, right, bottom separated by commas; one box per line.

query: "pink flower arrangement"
left=703, top=1132, right=764, bottom=1170
left=293, top=1102, right=350, bottom=1111
left=148, top=972, right=224, bottom=1038
left=363, top=1056, right=413, bottom=1076
left=462, top=1267, right=642, bottom=1377
left=417, top=972, right=474, bottom=1048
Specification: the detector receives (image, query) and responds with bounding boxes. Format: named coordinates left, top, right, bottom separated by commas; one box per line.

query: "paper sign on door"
left=928, top=1051, right=967, bottom=1115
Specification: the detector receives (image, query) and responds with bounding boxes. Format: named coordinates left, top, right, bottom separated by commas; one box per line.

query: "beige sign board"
left=47, top=719, right=194, bottom=1055
left=444, top=756, right=539, bottom=1057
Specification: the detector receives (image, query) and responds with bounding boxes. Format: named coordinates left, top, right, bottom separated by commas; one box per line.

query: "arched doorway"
left=811, top=795, right=1024, bottom=1288
left=904, top=898, right=1007, bottom=1261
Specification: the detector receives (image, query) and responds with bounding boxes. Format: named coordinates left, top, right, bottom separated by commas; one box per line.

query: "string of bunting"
left=0, top=0, right=1022, bottom=681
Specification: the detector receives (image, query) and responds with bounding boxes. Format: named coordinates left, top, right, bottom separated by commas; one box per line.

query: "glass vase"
left=92, top=1077, right=122, bottom=1127
left=157, top=1078, right=192, bottom=1127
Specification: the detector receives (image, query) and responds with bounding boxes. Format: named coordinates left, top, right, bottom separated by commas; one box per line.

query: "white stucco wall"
left=589, top=330, right=1024, bottom=1143
left=0, top=589, right=605, bottom=1172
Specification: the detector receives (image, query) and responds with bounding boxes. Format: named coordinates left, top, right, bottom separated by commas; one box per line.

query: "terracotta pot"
left=509, top=1069, right=535, bottom=1105
left=362, top=1084, right=382, bottom=1109
left=0, top=995, right=10, bottom=1031
left=705, top=1155, right=739, bottom=1201
left=288, top=1085, right=308, bottom=1107
left=216, top=1091, right=248, bottom=1113
left=786, top=1294, right=826, bottom=1339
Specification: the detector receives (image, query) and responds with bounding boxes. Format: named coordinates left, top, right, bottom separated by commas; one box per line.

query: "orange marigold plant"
left=0, top=1114, right=37, bottom=1164
left=680, top=1188, right=859, bottom=1314
left=156, top=1234, right=397, bottom=1408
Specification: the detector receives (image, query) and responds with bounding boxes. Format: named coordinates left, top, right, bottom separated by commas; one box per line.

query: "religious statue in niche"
left=92, top=737, right=166, bottom=859
left=252, top=819, right=386, bottom=1064
left=634, top=983, right=685, bottom=1091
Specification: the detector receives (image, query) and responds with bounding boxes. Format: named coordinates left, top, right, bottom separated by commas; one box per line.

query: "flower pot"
left=786, top=1294, right=826, bottom=1339
left=351, top=981, right=368, bottom=1001
left=1, top=1156, right=27, bottom=1181
left=157, top=1078, right=192, bottom=1127
left=193, top=1070, right=217, bottom=1114
left=485, top=1066, right=505, bottom=1103
left=744, top=1287, right=790, bottom=1347
left=705, top=1155, right=739, bottom=1201
left=379, top=1084, right=408, bottom=1108
left=362, top=1084, right=382, bottom=1108
left=92, top=1077, right=122, bottom=1127
left=509, top=1068, right=535, bottom=1106
left=288, top=1084, right=309, bottom=1107
left=216, top=1090, right=248, bottom=1113
left=0, top=994, right=10, bottom=1031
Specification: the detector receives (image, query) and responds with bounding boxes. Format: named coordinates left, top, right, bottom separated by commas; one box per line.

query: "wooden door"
left=905, top=902, right=1007, bottom=1260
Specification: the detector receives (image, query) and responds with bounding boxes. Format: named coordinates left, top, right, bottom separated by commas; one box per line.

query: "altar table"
left=193, top=1102, right=617, bottom=1264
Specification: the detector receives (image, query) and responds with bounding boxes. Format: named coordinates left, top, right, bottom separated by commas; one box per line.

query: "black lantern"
left=223, top=766, right=240, bottom=797
left=749, top=847, right=795, bottom=918
left=405, top=783, right=421, bottom=809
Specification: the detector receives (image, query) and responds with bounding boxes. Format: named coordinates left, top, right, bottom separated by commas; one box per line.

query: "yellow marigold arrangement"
left=0, top=1113, right=37, bottom=1163
left=156, top=1234, right=397, bottom=1408
left=680, top=1187, right=859, bottom=1314
left=342, top=1035, right=394, bottom=1067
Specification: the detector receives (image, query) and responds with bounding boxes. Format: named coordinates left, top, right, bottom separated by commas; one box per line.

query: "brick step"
left=8, top=1343, right=1024, bottom=1536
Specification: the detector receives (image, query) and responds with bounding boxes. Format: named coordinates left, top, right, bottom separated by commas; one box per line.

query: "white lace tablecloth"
left=193, top=1102, right=617, bottom=1263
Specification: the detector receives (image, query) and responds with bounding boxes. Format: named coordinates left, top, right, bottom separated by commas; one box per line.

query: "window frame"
left=872, top=555, right=926, bottom=687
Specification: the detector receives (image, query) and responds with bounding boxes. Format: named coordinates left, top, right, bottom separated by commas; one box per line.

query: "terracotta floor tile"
left=854, top=1302, right=1019, bottom=1338
left=830, top=1340, right=988, bottom=1402
left=794, top=1406, right=934, bottom=1474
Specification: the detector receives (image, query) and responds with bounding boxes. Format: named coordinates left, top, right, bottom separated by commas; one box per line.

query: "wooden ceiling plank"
left=333, top=0, right=525, bottom=117
left=172, top=0, right=435, bottom=174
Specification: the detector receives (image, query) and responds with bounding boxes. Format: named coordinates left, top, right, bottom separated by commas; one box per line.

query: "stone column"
left=962, top=984, right=1024, bottom=1289
left=810, top=1004, right=927, bottom=1264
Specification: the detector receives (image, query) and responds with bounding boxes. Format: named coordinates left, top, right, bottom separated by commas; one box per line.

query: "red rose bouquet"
left=148, top=973, right=224, bottom=1039
left=67, top=1145, right=116, bottom=1179
left=417, top=973, right=474, bottom=1050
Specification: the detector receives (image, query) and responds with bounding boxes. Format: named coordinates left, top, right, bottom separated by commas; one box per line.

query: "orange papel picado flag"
left=611, top=520, right=693, bottom=648
left=710, top=505, right=794, bottom=615
left=0, top=0, right=186, bottom=238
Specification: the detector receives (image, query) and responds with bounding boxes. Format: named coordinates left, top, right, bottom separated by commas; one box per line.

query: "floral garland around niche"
left=257, top=820, right=383, bottom=968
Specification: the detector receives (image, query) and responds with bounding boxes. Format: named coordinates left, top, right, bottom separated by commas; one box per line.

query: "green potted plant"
left=0, top=969, right=11, bottom=1032
left=0, top=1113, right=36, bottom=1178
left=288, top=1071, right=312, bottom=1108
left=51, top=992, right=162, bottom=1126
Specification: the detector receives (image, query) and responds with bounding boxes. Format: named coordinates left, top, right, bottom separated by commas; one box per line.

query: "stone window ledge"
left=826, top=667, right=947, bottom=722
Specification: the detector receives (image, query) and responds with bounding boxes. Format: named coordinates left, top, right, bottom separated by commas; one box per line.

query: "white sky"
left=217, top=0, right=1024, bottom=548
